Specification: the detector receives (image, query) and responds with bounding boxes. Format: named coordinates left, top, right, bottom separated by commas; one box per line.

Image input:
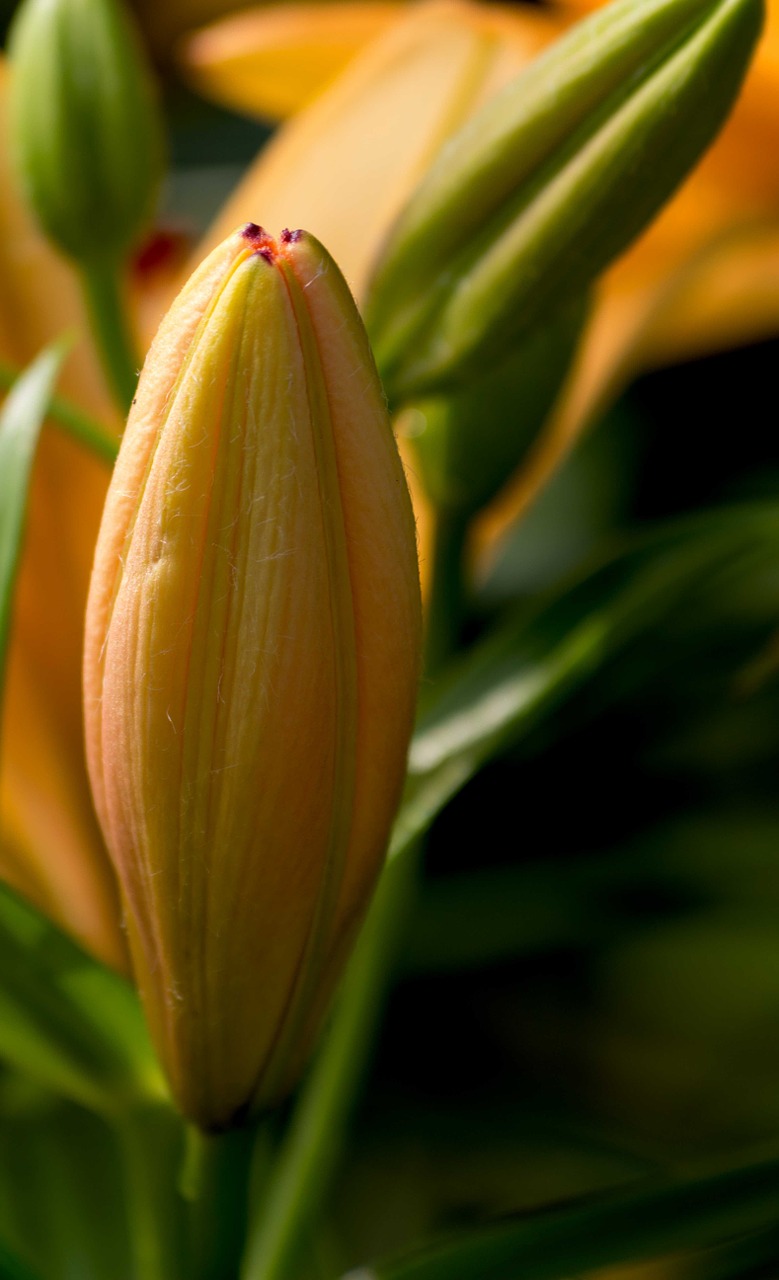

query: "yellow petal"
left=179, top=2, right=405, bottom=120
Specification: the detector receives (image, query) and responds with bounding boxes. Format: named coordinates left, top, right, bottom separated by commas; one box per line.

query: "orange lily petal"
left=179, top=2, right=405, bottom=120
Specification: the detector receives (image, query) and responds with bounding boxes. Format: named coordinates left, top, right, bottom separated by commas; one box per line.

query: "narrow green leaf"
left=0, top=340, right=71, bottom=708
left=0, top=360, right=118, bottom=465
left=354, top=1155, right=779, bottom=1280
left=0, top=882, right=166, bottom=1114
left=393, top=507, right=779, bottom=862
left=0, top=1090, right=189, bottom=1280
left=0, top=1240, right=41, bottom=1280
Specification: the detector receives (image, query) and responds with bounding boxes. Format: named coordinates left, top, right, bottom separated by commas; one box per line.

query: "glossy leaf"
left=392, top=506, right=779, bottom=862
left=0, top=882, right=165, bottom=1114
left=356, top=1155, right=779, bottom=1280
left=0, top=341, right=70, bottom=718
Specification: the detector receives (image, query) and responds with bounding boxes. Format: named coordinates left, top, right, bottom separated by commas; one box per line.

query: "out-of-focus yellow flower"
left=83, top=225, right=422, bottom=1127
left=182, top=1, right=403, bottom=119
left=0, top=56, right=127, bottom=972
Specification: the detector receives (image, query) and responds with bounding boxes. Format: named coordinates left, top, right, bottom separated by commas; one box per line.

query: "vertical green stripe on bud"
left=8, top=0, right=163, bottom=267
left=367, top=0, right=764, bottom=401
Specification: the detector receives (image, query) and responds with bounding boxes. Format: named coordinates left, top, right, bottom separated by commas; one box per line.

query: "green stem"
left=0, top=361, right=117, bottom=465
left=116, top=1111, right=177, bottom=1280
left=424, top=507, right=471, bottom=676
left=180, top=1124, right=255, bottom=1280
left=80, top=262, right=139, bottom=415
left=241, top=847, right=420, bottom=1280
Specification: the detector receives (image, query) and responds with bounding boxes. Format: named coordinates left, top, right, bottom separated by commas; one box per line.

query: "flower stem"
left=424, top=507, right=471, bottom=676
left=181, top=1124, right=255, bottom=1279
left=241, top=846, right=420, bottom=1280
left=116, top=1111, right=178, bottom=1280
left=80, top=262, right=139, bottom=415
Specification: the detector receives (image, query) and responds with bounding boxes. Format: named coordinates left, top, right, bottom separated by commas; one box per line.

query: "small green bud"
left=366, top=0, right=764, bottom=402
left=405, top=294, right=587, bottom=517
left=8, top=0, right=164, bottom=267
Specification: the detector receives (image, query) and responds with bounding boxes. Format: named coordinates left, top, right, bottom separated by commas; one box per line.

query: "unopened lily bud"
left=406, top=294, right=586, bottom=517
left=366, top=0, right=763, bottom=400
left=8, top=0, right=163, bottom=267
left=83, top=225, right=421, bottom=1129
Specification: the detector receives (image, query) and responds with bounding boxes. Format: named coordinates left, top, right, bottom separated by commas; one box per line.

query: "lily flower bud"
left=406, top=294, right=587, bottom=518
left=366, top=0, right=764, bottom=400
left=8, top=0, right=163, bottom=267
left=83, top=225, right=421, bottom=1129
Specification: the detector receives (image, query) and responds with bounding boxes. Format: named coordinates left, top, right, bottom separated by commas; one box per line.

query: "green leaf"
left=355, top=1155, right=779, bottom=1280
left=0, top=360, right=118, bottom=465
left=0, top=882, right=166, bottom=1114
left=393, top=506, right=779, bottom=863
left=0, top=1087, right=189, bottom=1280
left=0, top=1238, right=41, bottom=1280
left=0, top=340, right=71, bottom=713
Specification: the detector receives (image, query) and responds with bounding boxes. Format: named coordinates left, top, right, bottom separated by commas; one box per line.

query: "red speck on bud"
left=281, top=228, right=303, bottom=244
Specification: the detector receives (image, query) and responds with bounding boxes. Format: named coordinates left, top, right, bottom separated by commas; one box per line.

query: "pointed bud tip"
left=239, top=222, right=306, bottom=263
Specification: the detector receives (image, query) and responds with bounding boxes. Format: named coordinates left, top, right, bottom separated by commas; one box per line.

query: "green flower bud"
left=366, top=0, right=764, bottom=402
left=405, top=294, right=587, bottom=517
left=8, top=0, right=163, bottom=267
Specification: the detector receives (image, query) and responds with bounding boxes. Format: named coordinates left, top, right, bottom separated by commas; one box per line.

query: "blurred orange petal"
left=179, top=2, right=405, bottom=120
left=0, top=58, right=127, bottom=971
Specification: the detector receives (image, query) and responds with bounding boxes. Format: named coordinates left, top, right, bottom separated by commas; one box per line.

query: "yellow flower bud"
left=83, top=225, right=421, bottom=1129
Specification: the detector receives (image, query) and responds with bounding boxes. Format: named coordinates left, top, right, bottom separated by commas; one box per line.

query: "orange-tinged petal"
left=179, top=2, right=405, bottom=120
left=0, top=56, right=127, bottom=970
left=84, top=226, right=421, bottom=1127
